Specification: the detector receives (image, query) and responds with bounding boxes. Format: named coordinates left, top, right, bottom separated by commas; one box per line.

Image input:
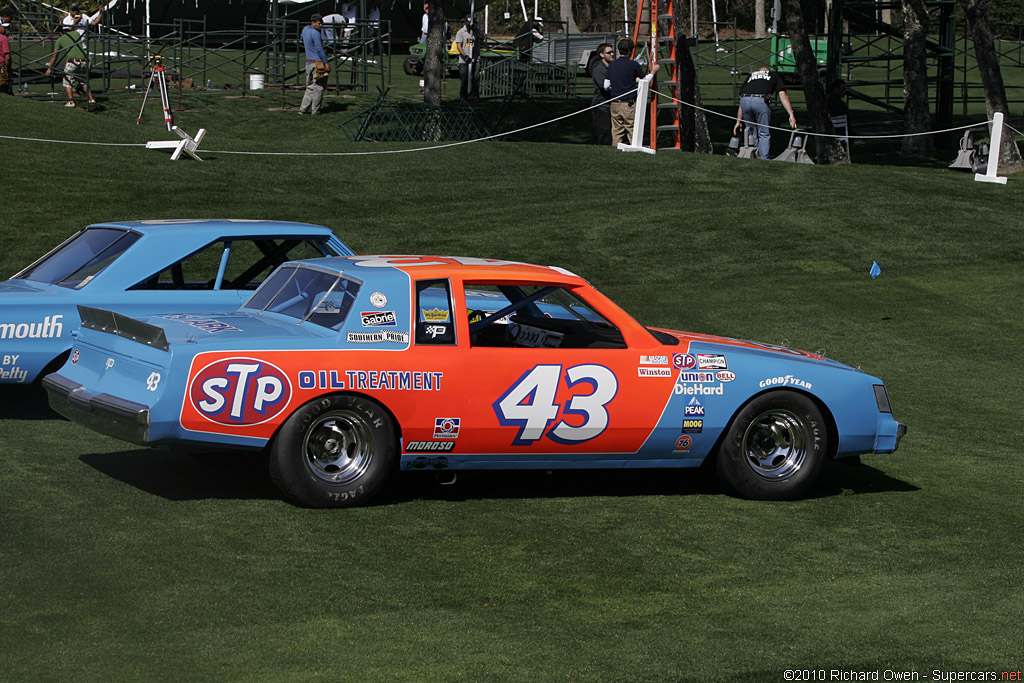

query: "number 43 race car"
left=44, top=255, right=906, bottom=507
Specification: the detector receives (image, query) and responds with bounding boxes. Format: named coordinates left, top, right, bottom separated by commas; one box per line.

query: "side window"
left=415, top=279, right=456, bottom=345
left=131, top=238, right=331, bottom=291
left=131, top=240, right=224, bottom=291
left=467, top=283, right=627, bottom=350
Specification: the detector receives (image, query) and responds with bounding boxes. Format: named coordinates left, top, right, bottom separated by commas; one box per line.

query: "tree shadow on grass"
left=77, top=450, right=917, bottom=505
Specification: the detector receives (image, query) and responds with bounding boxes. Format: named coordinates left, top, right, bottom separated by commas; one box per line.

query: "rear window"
left=16, top=228, right=140, bottom=289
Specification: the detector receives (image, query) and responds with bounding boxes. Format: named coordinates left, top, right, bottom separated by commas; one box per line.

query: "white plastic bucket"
left=249, top=73, right=265, bottom=90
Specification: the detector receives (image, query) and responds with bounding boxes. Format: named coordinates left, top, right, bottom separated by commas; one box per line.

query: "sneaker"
left=64, top=101, right=75, bottom=107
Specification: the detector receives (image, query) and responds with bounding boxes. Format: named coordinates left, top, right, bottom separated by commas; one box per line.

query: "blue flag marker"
left=870, top=261, right=882, bottom=279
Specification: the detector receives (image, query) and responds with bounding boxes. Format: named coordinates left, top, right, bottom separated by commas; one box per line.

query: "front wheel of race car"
left=268, top=394, right=397, bottom=508
left=715, top=390, right=827, bottom=500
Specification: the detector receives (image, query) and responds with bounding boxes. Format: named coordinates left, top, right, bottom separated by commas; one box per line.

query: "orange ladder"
left=630, top=0, right=684, bottom=150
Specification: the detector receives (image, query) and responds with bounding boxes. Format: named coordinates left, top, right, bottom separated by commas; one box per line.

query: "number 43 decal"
left=493, top=364, right=618, bottom=445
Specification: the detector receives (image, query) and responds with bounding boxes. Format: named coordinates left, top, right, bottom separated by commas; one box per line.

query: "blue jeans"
left=740, top=96, right=772, bottom=160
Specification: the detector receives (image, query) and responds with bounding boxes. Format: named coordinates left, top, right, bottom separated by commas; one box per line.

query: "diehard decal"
left=189, top=358, right=292, bottom=426
left=674, top=383, right=724, bottom=396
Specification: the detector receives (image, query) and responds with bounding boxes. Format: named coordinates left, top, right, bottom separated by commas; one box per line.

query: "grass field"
left=1, top=76, right=1023, bottom=682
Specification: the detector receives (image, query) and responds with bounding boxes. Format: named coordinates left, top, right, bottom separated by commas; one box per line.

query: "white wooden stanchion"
left=145, top=126, right=206, bottom=161
left=618, top=75, right=656, bottom=154
left=975, top=112, right=1007, bottom=184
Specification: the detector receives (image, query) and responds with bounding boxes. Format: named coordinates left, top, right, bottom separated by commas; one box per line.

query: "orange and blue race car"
left=44, top=255, right=906, bottom=507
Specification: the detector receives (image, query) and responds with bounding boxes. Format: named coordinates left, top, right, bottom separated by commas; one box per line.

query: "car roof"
left=288, top=255, right=586, bottom=284
left=89, top=219, right=337, bottom=239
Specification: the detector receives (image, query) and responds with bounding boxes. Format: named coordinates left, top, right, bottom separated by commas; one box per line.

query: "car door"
left=412, top=278, right=680, bottom=465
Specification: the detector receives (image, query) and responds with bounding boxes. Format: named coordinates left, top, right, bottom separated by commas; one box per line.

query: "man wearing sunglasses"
left=590, top=43, right=614, bottom=145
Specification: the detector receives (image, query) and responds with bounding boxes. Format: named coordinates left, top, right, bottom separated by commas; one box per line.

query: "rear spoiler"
left=77, top=306, right=169, bottom=351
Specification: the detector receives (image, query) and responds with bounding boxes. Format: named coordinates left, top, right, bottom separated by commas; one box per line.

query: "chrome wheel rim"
left=741, top=409, right=808, bottom=480
left=303, top=409, right=375, bottom=485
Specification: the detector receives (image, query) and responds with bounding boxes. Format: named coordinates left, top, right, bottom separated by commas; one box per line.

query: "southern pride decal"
left=189, top=358, right=292, bottom=426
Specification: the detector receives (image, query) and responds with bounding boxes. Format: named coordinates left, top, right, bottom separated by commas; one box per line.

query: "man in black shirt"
left=731, top=67, right=797, bottom=159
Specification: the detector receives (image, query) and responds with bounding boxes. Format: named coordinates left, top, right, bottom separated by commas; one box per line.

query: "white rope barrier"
left=2, top=85, right=1020, bottom=156
left=655, top=90, right=995, bottom=141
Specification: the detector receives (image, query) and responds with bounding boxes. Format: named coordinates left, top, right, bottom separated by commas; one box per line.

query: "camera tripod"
left=136, top=55, right=173, bottom=131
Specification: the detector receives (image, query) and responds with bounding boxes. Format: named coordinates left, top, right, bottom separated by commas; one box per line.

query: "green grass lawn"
left=1, top=83, right=1022, bottom=681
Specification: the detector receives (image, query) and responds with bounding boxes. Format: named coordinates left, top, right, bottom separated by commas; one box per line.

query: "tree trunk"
left=782, top=0, right=848, bottom=164
left=560, top=0, right=579, bottom=33
left=901, top=0, right=936, bottom=157
left=674, top=0, right=712, bottom=152
left=959, top=0, right=1023, bottom=171
left=423, top=4, right=446, bottom=108
left=755, top=0, right=767, bottom=38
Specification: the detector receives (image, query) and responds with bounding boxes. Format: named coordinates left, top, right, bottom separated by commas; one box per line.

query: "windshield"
left=244, top=265, right=360, bottom=330
left=16, top=228, right=141, bottom=289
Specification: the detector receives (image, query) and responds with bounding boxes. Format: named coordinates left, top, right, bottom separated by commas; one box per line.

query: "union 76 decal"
left=493, top=364, right=618, bottom=446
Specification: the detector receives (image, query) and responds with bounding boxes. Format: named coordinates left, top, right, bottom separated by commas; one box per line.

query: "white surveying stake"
left=137, top=54, right=174, bottom=131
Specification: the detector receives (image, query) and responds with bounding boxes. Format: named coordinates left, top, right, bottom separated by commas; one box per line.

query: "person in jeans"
left=731, top=66, right=797, bottom=160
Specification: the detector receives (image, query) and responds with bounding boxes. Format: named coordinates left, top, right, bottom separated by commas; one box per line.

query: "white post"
left=975, top=111, right=1008, bottom=185
left=519, top=0, right=529, bottom=22
left=617, top=75, right=656, bottom=154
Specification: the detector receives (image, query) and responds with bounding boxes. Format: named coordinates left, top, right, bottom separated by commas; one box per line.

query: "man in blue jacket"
left=299, top=14, right=329, bottom=115
left=606, top=38, right=659, bottom=146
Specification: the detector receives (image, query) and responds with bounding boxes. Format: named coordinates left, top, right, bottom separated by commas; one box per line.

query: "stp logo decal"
left=189, top=358, right=292, bottom=426
left=672, top=353, right=696, bottom=370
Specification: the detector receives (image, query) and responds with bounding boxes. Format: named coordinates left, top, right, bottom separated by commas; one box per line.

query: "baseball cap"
left=311, top=13, right=323, bottom=22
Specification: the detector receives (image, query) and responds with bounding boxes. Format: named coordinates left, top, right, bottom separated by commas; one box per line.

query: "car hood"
left=651, top=326, right=856, bottom=371
left=133, top=310, right=336, bottom=347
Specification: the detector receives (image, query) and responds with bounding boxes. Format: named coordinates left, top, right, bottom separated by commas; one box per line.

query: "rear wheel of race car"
left=268, top=394, right=397, bottom=508
left=715, top=390, right=827, bottom=500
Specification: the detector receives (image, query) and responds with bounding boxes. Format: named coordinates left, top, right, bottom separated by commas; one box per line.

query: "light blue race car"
left=0, top=219, right=353, bottom=386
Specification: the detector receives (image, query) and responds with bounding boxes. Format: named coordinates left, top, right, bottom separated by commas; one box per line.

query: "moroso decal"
left=404, top=442, right=455, bottom=454
left=189, top=358, right=292, bottom=426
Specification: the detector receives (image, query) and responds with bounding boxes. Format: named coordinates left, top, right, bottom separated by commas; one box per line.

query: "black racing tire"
left=403, top=56, right=423, bottom=75
left=268, top=394, right=397, bottom=508
left=715, top=390, right=827, bottom=500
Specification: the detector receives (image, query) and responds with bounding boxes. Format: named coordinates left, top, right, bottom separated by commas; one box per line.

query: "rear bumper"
left=43, top=373, right=151, bottom=446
